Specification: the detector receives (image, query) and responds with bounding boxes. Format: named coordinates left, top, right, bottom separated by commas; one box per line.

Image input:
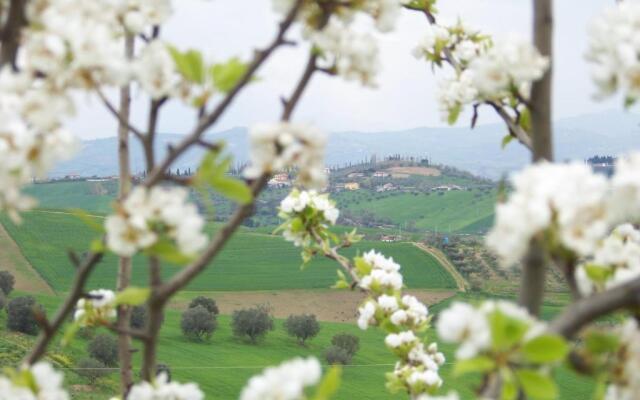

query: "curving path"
left=412, top=242, right=468, bottom=292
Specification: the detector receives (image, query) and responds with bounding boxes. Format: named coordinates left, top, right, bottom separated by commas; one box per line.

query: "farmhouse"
left=347, top=172, right=365, bottom=178
left=375, top=183, right=396, bottom=192
left=344, top=182, right=360, bottom=190
left=433, top=184, right=463, bottom=191
left=373, top=171, right=390, bottom=178
left=267, top=173, right=291, bottom=188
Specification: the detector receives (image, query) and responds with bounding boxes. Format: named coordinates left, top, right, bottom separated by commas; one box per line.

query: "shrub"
left=88, top=334, right=119, bottom=366
left=7, top=296, right=42, bottom=335
left=181, top=305, right=217, bottom=341
left=0, top=291, right=6, bottom=310
left=331, top=333, right=360, bottom=356
left=130, top=305, right=148, bottom=329
left=284, top=314, right=320, bottom=345
left=0, top=271, right=15, bottom=295
left=77, top=327, right=96, bottom=340
left=231, top=305, right=274, bottom=343
left=76, top=358, right=110, bottom=384
left=325, top=345, right=352, bottom=365
left=188, top=296, right=219, bottom=316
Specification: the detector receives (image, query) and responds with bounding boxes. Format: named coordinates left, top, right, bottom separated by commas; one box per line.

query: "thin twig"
left=97, top=89, right=145, bottom=140
left=23, top=252, right=103, bottom=365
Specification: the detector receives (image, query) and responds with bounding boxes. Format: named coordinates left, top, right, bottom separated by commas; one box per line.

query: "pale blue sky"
left=69, top=0, right=621, bottom=139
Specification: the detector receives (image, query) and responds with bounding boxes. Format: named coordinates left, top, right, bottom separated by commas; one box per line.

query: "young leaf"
left=312, top=366, right=342, bottom=400
left=501, top=133, right=514, bottom=149
left=210, top=175, right=252, bottom=205
left=515, top=369, right=558, bottom=400
left=447, top=104, right=462, bottom=125
left=211, top=57, right=249, bottom=93
left=489, top=310, right=529, bottom=351
left=168, top=46, right=205, bottom=84
left=115, top=287, right=151, bottom=306
left=147, top=240, right=195, bottom=265
left=585, top=331, right=620, bottom=355
left=454, top=356, right=496, bottom=376
left=522, top=334, right=569, bottom=363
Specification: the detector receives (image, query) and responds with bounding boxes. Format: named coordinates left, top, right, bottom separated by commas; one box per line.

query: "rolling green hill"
left=0, top=292, right=593, bottom=400
left=25, top=181, right=117, bottom=214
left=0, top=211, right=456, bottom=293
left=335, top=189, right=496, bottom=233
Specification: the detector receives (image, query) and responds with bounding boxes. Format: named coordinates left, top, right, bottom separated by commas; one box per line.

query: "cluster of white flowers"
left=586, top=0, right=640, bottom=103
left=437, top=300, right=544, bottom=360
left=105, top=186, right=207, bottom=257
left=0, top=362, right=68, bottom=400
left=354, top=250, right=444, bottom=397
left=127, top=373, right=204, bottom=400
left=603, top=320, right=640, bottom=400
left=272, top=0, right=410, bottom=86
left=575, top=224, right=640, bottom=296
left=312, top=18, right=380, bottom=87
left=74, top=289, right=117, bottom=327
left=279, top=189, right=339, bottom=246
left=357, top=250, right=404, bottom=293
left=486, top=161, right=611, bottom=266
left=412, top=18, right=548, bottom=123
left=239, top=357, right=321, bottom=400
left=245, top=122, right=327, bottom=189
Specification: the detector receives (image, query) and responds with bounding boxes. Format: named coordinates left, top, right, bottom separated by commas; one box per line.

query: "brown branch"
left=517, top=0, right=553, bottom=318
left=115, top=33, right=135, bottom=397
left=97, top=89, right=145, bottom=140
left=143, top=0, right=304, bottom=188
left=0, top=0, right=26, bottom=69
left=549, top=276, right=640, bottom=338
left=23, top=252, right=103, bottom=365
left=142, top=256, right=163, bottom=381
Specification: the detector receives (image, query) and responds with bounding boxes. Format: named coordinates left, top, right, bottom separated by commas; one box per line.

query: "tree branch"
left=97, top=89, right=145, bottom=140
left=115, top=33, right=135, bottom=397
left=23, top=252, right=103, bottom=365
left=550, top=277, right=640, bottom=338
left=517, top=0, right=553, bottom=317
left=0, top=0, right=26, bottom=69
left=143, top=0, right=304, bottom=187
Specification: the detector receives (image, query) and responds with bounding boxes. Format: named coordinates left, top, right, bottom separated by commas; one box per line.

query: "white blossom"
left=105, top=186, right=207, bottom=257
left=279, top=190, right=339, bottom=246
left=312, top=18, right=380, bottom=87
left=128, top=373, right=203, bottom=400
left=240, top=357, right=321, bottom=400
left=245, top=122, right=327, bottom=189
left=436, top=302, right=490, bottom=359
left=586, top=1, right=640, bottom=102
left=603, top=319, right=640, bottom=400
left=0, top=362, right=69, bottom=400
left=357, top=300, right=377, bottom=330
left=74, top=289, right=117, bottom=326
left=487, top=161, right=610, bottom=266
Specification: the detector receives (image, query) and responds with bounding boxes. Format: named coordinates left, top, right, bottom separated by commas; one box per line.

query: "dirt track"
left=171, top=289, right=456, bottom=322
left=0, top=223, right=53, bottom=294
left=412, top=242, right=468, bottom=292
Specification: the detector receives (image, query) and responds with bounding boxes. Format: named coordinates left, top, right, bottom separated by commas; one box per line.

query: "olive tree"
left=231, top=306, right=274, bottom=344
left=180, top=305, right=217, bottom=341
left=0, top=271, right=15, bottom=296
left=88, top=334, right=119, bottom=367
left=284, top=314, right=320, bottom=346
left=188, top=296, right=219, bottom=316
left=7, top=296, right=42, bottom=335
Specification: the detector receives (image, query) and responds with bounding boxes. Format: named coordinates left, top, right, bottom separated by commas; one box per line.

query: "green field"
left=334, top=189, right=496, bottom=233
left=0, top=292, right=593, bottom=400
left=0, top=211, right=456, bottom=293
left=25, top=181, right=117, bottom=214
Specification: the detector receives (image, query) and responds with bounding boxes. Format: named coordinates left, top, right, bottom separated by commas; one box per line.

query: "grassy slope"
left=0, top=292, right=592, bottom=400
left=0, top=212, right=456, bottom=292
left=335, top=190, right=496, bottom=233
left=25, top=181, right=117, bottom=215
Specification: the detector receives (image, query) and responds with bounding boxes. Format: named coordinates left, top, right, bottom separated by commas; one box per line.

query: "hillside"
left=0, top=211, right=457, bottom=293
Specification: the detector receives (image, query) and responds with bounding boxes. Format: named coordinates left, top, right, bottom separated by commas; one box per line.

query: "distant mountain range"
left=52, top=110, right=640, bottom=179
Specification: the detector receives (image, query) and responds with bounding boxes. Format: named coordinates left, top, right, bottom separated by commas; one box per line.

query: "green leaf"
left=585, top=331, right=620, bottom=355
left=624, top=96, right=637, bottom=109
left=515, top=369, right=558, bottom=400
left=584, top=264, right=613, bottom=284
left=210, top=175, right=252, bottom=205
left=501, top=369, right=518, bottom=400
left=312, top=366, right=342, bottom=400
left=146, top=239, right=194, bottom=265
left=115, top=287, right=150, bottom=306
left=519, top=108, right=531, bottom=132
left=332, top=269, right=349, bottom=289
left=522, top=334, right=569, bottom=363
left=211, top=57, right=249, bottom=93
left=168, top=46, right=205, bottom=84
left=454, top=356, right=496, bottom=376
left=70, top=208, right=105, bottom=233
left=61, top=321, right=81, bottom=346
left=501, top=134, right=514, bottom=149
left=447, top=104, right=462, bottom=125
left=489, top=310, right=529, bottom=351
left=90, top=239, right=105, bottom=253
